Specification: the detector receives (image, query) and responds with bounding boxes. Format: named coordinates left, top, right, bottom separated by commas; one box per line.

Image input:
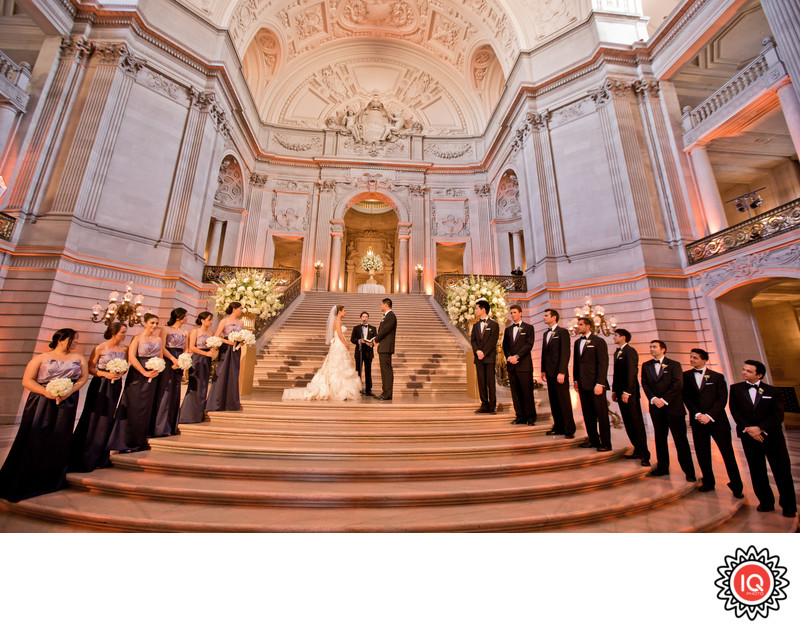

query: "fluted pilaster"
left=762, top=0, right=800, bottom=104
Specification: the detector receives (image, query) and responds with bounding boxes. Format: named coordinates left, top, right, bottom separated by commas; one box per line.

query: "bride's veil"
left=325, top=305, right=338, bottom=344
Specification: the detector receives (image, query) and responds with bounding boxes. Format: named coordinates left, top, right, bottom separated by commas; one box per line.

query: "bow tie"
left=693, top=369, right=703, bottom=374
left=512, top=323, right=520, bottom=328
left=582, top=336, right=590, bottom=341
left=748, top=383, right=759, bottom=390
left=481, top=319, right=488, bottom=323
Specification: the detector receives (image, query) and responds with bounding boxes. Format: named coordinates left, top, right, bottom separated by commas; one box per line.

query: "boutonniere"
left=703, top=374, right=710, bottom=381
left=615, top=350, right=622, bottom=359
left=758, top=387, right=764, bottom=394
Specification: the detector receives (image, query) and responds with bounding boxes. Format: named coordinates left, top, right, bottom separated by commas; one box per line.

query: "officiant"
left=350, top=311, right=377, bottom=396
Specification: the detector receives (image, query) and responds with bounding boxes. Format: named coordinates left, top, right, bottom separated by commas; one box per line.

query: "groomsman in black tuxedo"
left=611, top=329, right=650, bottom=466
left=573, top=317, right=611, bottom=451
left=541, top=309, right=575, bottom=438
left=373, top=298, right=397, bottom=400
left=470, top=299, right=500, bottom=414
left=641, top=340, right=696, bottom=481
left=503, top=304, right=535, bottom=425
left=683, top=348, right=743, bottom=497
left=729, top=360, right=796, bottom=517
left=350, top=311, right=377, bottom=396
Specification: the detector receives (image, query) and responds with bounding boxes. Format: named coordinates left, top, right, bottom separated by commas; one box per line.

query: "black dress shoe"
left=623, top=453, right=640, bottom=460
left=596, top=445, right=612, bottom=452
left=697, top=485, right=714, bottom=492
left=782, top=509, right=797, bottom=518
left=526, top=419, right=535, bottom=425
left=640, top=460, right=650, bottom=467
left=579, top=442, right=599, bottom=449
left=511, top=419, right=527, bottom=425
left=376, top=395, right=392, bottom=400
left=732, top=491, right=745, bottom=499
left=475, top=408, right=489, bottom=414
left=564, top=433, right=575, bottom=439
left=648, top=469, right=669, bottom=477
left=756, top=504, right=774, bottom=513
left=685, top=474, right=697, bottom=482
left=488, top=409, right=497, bottom=414
left=545, top=429, right=561, bottom=435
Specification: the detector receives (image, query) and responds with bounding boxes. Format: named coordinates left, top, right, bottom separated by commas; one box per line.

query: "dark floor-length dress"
left=178, top=332, right=212, bottom=424
left=206, top=323, right=242, bottom=412
left=152, top=332, right=186, bottom=437
left=69, top=350, right=126, bottom=472
left=0, top=359, right=82, bottom=502
left=107, top=340, right=161, bottom=452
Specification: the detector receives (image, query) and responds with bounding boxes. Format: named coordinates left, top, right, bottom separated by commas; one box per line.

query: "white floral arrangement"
left=360, top=252, right=384, bottom=272
left=145, top=356, right=166, bottom=383
left=177, top=352, right=193, bottom=371
left=105, top=358, right=129, bottom=375
left=445, top=275, right=510, bottom=329
left=46, top=378, right=73, bottom=400
left=205, top=336, right=224, bottom=350
left=228, top=330, right=256, bottom=347
left=213, top=269, right=284, bottom=319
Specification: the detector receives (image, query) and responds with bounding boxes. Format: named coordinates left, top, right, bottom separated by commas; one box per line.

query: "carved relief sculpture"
left=496, top=171, right=521, bottom=218
left=214, top=157, right=244, bottom=208
left=326, top=96, right=422, bottom=156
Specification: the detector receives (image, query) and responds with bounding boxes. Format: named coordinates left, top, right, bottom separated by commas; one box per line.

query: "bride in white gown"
left=282, top=305, right=363, bottom=401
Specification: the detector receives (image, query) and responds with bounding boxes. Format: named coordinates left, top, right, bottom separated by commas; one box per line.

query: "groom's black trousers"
left=379, top=352, right=393, bottom=398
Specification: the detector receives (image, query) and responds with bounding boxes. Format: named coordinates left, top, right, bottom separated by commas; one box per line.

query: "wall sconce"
left=91, top=280, right=145, bottom=327
left=314, top=260, right=324, bottom=291
left=414, top=263, right=423, bottom=294
left=568, top=295, right=617, bottom=337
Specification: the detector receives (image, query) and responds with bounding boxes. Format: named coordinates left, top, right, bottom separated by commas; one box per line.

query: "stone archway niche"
left=342, top=194, right=399, bottom=292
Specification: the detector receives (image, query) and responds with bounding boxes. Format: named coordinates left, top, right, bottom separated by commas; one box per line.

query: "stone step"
left=145, top=431, right=590, bottom=459
left=3, top=476, right=696, bottom=532
left=64, top=460, right=648, bottom=508
left=108, top=441, right=607, bottom=481
left=207, top=409, right=551, bottom=423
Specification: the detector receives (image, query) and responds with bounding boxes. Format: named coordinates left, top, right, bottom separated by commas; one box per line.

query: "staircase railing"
left=686, top=197, right=800, bottom=264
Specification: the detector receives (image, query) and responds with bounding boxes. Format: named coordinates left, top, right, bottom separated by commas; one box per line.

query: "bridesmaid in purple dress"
left=152, top=308, right=188, bottom=437
left=108, top=313, right=163, bottom=453
left=178, top=311, right=215, bottom=424
left=0, top=329, right=88, bottom=502
left=206, top=301, right=244, bottom=412
left=70, top=322, right=128, bottom=472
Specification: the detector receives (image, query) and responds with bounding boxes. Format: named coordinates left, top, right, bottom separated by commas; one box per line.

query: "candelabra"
left=415, top=263, right=423, bottom=294
left=314, top=260, right=324, bottom=291
left=91, top=281, right=145, bottom=327
left=568, top=295, right=617, bottom=336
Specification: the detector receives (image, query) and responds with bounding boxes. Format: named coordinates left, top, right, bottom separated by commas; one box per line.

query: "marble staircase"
left=252, top=292, right=467, bottom=395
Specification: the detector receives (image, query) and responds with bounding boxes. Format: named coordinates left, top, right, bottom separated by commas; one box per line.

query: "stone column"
left=776, top=82, right=800, bottom=158
left=761, top=0, right=800, bottom=104
left=688, top=144, right=726, bottom=234
left=528, top=110, right=566, bottom=257
left=329, top=220, right=343, bottom=292
left=311, top=182, right=335, bottom=291
left=409, top=186, right=427, bottom=292
left=0, top=101, right=19, bottom=158
left=239, top=174, right=268, bottom=266
left=207, top=218, right=223, bottom=266
left=511, top=230, right=524, bottom=270
left=398, top=224, right=411, bottom=293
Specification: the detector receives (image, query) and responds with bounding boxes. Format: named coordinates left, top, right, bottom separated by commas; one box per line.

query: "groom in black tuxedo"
left=350, top=311, right=377, bottom=396
left=471, top=299, right=500, bottom=413
left=374, top=298, right=396, bottom=400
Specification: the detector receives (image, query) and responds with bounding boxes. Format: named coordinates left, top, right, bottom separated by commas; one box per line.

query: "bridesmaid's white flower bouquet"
left=361, top=252, right=384, bottom=272
left=228, top=330, right=256, bottom=347
left=177, top=352, right=193, bottom=371
left=145, top=357, right=166, bottom=382
left=106, top=358, right=129, bottom=375
left=205, top=336, right=224, bottom=350
left=46, top=378, right=73, bottom=400
left=445, top=275, right=509, bottom=329
left=212, top=269, right=284, bottom=319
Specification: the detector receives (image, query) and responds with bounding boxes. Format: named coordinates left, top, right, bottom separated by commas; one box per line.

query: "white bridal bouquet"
left=213, top=269, right=284, bottom=319
left=46, top=378, right=73, bottom=400
left=177, top=352, right=193, bottom=371
left=145, top=357, right=166, bottom=382
left=105, top=358, right=129, bottom=375
left=228, top=330, right=256, bottom=347
left=360, top=252, right=384, bottom=272
left=205, top=336, right=224, bottom=350
left=445, top=275, right=510, bottom=329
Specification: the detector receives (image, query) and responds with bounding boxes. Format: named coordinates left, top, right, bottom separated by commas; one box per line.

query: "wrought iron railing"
left=0, top=211, right=15, bottom=242
left=202, top=265, right=300, bottom=284
left=435, top=273, right=528, bottom=294
left=203, top=266, right=302, bottom=336
left=686, top=197, right=800, bottom=264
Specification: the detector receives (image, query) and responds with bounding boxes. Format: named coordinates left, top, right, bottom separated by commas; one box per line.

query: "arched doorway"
left=341, top=198, right=399, bottom=292
left=713, top=277, right=800, bottom=424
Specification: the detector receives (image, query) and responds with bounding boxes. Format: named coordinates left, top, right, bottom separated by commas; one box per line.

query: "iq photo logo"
left=715, top=546, right=789, bottom=620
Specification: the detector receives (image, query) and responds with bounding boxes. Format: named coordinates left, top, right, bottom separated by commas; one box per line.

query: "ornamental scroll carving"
left=425, top=144, right=473, bottom=159
left=326, top=96, right=422, bottom=156
left=214, top=157, right=244, bottom=208
left=432, top=198, right=470, bottom=236
left=496, top=171, right=521, bottom=218
left=270, top=191, right=312, bottom=232
left=272, top=134, right=323, bottom=152
left=699, top=244, right=800, bottom=292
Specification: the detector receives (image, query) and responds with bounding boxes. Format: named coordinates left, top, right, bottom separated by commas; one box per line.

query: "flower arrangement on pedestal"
left=213, top=269, right=284, bottom=319
left=360, top=252, right=384, bottom=274
left=445, top=275, right=510, bottom=329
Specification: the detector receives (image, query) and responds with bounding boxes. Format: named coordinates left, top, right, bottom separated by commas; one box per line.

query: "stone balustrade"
left=686, top=196, right=800, bottom=265
left=0, top=50, right=31, bottom=113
